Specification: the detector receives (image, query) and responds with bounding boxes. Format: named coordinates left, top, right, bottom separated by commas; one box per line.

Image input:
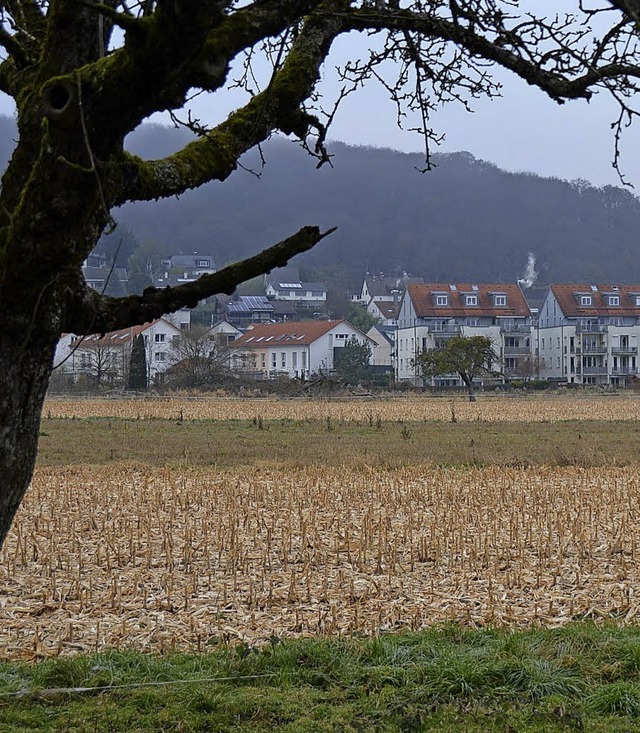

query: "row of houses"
left=56, top=274, right=640, bottom=389
left=53, top=317, right=374, bottom=386
left=395, top=282, right=640, bottom=387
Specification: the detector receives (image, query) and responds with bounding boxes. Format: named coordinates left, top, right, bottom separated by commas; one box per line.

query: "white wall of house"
left=367, top=327, right=394, bottom=367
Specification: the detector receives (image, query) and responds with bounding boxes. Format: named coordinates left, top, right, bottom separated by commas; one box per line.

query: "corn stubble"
left=44, top=395, right=640, bottom=422
left=3, top=463, right=640, bottom=660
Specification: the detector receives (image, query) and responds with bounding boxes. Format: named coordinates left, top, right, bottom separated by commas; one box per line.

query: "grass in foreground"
left=4, top=624, right=640, bottom=731
left=36, top=416, right=640, bottom=468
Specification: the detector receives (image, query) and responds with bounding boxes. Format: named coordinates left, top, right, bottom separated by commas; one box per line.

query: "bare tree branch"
left=107, top=8, right=341, bottom=203
left=63, top=224, right=337, bottom=334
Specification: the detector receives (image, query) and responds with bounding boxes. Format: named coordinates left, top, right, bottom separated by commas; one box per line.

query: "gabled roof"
left=371, top=300, right=400, bottom=319
left=364, top=274, right=423, bottom=297
left=406, top=283, right=531, bottom=318
left=70, top=318, right=178, bottom=347
left=549, top=284, right=640, bottom=317
left=368, top=324, right=395, bottom=346
left=230, top=320, right=345, bottom=347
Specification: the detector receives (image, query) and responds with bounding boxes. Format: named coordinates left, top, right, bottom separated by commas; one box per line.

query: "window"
left=465, top=295, right=478, bottom=306
left=494, top=295, right=507, bottom=307
left=609, top=295, right=620, bottom=306
left=271, top=353, right=277, bottom=368
left=154, top=333, right=165, bottom=343
left=281, top=352, right=286, bottom=368
left=180, top=322, right=189, bottom=330
left=636, top=296, right=640, bottom=307
left=261, top=354, right=266, bottom=368
left=155, top=352, right=166, bottom=362
left=302, top=351, right=307, bottom=368
left=196, top=259, right=209, bottom=268
left=580, top=295, right=592, bottom=306
left=292, top=352, right=298, bottom=369
left=435, top=295, right=448, bottom=306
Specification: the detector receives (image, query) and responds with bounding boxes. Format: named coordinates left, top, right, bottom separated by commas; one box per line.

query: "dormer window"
left=435, top=294, right=449, bottom=306
left=196, top=259, right=209, bottom=268
left=580, top=295, right=593, bottom=306
left=608, top=295, right=620, bottom=306
left=636, top=296, right=640, bottom=307
left=465, top=295, right=478, bottom=306
left=494, top=295, right=507, bottom=307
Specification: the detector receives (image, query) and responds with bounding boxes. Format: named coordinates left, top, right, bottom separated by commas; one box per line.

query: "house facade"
left=54, top=318, right=183, bottom=385
left=396, top=283, right=533, bottom=385
left=264, top=266, right=327, bottom=313
left=537, top=284, right=640, bottom=386
left=229, top=320, right=373, bottom=379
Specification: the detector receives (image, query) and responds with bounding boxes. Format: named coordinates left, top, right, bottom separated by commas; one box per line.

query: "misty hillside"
left=3, top=115, right=640, bottom=286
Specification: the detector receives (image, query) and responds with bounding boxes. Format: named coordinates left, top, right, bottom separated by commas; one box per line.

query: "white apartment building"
left=537, top=284, right=640, bottom=386
left=229, top=320, right=373, bottom=379
left=396, top=283, right=533, bottom=385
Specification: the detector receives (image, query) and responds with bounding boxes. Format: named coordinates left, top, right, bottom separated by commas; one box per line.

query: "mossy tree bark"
left=0, top=0, right=638, bottom=547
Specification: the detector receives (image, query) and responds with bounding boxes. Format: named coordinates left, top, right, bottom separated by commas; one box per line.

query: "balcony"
left=611, top=345, right=638, bottom=355
left=430, top=325, right=462, bottom=336
left=581, top=365, right=608, bottom=375
left=581, top=344, right=607, bottom=354
left=503, top=346, right=531, bottom=355
left=576, top=323, right=607, bottom=333
left=611, top=366, right=636, bottom=376
left=500, top=323, right=533, bottom=334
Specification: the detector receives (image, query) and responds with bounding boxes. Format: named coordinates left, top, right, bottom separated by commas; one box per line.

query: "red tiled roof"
left=69, top=320, right=163, bottom=347
left=231, top=320, right=344, bottom=347
left=550, top=284, right=640, bottom=317
left=406, top=283, right=531, bottom=318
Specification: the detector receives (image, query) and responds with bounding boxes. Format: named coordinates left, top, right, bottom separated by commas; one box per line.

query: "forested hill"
left=2, top=114, right=640, bottom=285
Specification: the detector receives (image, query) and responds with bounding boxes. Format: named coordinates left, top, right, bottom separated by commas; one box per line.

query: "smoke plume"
left=518, top=253, right=538, bottom=289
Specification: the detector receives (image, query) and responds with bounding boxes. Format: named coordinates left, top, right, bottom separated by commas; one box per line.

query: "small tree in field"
left=414, top=335, right=499, bottom=402
left=127, top=334, right=148, bottom=391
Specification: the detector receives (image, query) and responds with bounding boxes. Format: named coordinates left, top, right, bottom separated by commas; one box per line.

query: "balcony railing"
left=500, top=324, right=532, bottom=334
left=576, top=323, right=607, bottom=333
left=611, top=346, right=638, bottom=354
left=503, top=346, right=531, bottom=354
left=430, top=325, right=462, bottom=335
left=581, top=344, right=607, bottom=354
left=581, top=365, right=608, bottom=375
left=611, top=367, right=637, bottom=375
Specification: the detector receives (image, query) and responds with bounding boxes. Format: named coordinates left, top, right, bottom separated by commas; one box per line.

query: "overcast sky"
left=2, top=4, right=639, bottom=190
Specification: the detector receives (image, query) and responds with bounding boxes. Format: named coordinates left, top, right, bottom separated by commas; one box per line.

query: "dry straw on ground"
left=44, top=395, right=640, bottom=423
left=3, top=464, right=640, bottom=660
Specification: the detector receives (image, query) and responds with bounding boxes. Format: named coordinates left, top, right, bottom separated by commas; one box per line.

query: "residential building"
left=537, top=284, right=640, bottom=386
left=155, top=253, right=216, bottom=287
left=54, top=318, right=182, bottom=385
left=225, top=295, right=275, bottom=327
left=351, top=273, right=422, bottom=307
left=367, top=324, right=395, bottom=370
left=264, top=266, right=327, bottom=313
left=229, top=320, right=373, bottom=380
left=367, top=299, right=399, bottom=327
left=396, top=283, right=533, bottom=385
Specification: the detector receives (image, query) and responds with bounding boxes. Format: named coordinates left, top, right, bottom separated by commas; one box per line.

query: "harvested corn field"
left=44, top=394, right=640, bottom=423
left=3, top=463, right=640, bottom=660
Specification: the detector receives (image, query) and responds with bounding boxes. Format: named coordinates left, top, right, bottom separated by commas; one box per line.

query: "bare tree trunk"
left=0, top=330, right=58, bottom=547
left=462, top=374, right=476, bottom=402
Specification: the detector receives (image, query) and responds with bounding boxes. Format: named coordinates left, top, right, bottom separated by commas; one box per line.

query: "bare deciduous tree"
left=1, top=1, right=640, bottom=546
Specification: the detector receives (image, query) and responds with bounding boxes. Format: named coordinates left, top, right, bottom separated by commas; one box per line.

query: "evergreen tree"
left=127, top=335, right=148, bottom=391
